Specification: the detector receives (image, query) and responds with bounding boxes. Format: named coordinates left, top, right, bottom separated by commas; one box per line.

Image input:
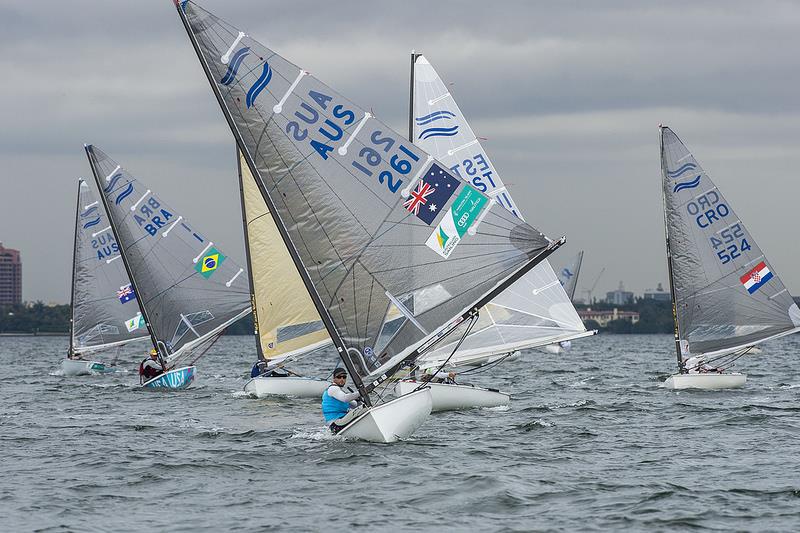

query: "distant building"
left=605, top=281, right=634, bottom=305
left=0, top=243, right=22, bottom=305
left=578, top=308, right=640, bottom=327
left=643, top=282, right=671, bottom=302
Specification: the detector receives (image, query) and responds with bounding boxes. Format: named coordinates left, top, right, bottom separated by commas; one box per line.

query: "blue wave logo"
left=104, top=173, right=123, bottom=193
left=419, top=125, right=459, bottom=140
left=667, top=162, right=697, bottom=178
left=80, top=206, right=98, bottom=218
left=246, top=62, right=272, bottom=108
left=220, top=47, right=250, bottom=86
left=82, top=217, right=101, bottom=229
left=415, top=110, right=456, bottom=126
left=115, top=183, right=134, bottom=205
left=672, top=175, right=701, bottom=193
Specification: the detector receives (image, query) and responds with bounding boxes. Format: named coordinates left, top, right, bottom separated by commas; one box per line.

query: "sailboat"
left=395, top=53, right=595, bottom=408
left=85, top=144, right=252, bottom=389
left=62, top=178, right=149, bottom=376
left=542, top=250, right=586, bottom=354
left=174, top=1, right=564, bottom=441
left=659, top=126, right=800, bottom=390
left=237, top=149, right=332, bottom=398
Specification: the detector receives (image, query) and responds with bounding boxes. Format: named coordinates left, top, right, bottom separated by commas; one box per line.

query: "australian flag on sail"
left=403, top=163, right=460, bottom=225
left=740, top=261, right=773, bottom=294
left=117, top=284, right=136, bottom=304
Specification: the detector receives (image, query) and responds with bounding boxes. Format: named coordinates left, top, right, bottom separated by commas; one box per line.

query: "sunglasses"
left=334, top=375, right=346, bottom=379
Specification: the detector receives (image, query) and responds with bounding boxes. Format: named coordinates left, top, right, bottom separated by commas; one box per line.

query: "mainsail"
left=70, top=178, right=149, bottom=355
left=174, top=1, right=562, bottom=400
left=411, top=54, right=592, bottom=366
left=85, top=144, right=252, bottom=363
left=237, top=149, right=332, bottom=361
left=557, top=251, right=584, bottom=302
left=660, top=126, right=800, bottom=365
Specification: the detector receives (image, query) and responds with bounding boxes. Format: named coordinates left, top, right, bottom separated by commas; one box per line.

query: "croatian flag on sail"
left=403, top=163, right=460, bottom=225
left=740, top=262, right=773, bottom=294
left=117, top=284, right=136, bottom=304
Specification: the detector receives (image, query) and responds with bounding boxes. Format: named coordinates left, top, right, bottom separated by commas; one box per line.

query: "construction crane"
left=583, top=267, right=605, bottom=305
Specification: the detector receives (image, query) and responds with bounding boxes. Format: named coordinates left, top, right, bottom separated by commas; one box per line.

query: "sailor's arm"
left=328, top=385, right=360, bottom=403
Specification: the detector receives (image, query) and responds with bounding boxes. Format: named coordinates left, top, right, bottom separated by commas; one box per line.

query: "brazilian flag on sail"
left=195, top=246, right=226, bottom=279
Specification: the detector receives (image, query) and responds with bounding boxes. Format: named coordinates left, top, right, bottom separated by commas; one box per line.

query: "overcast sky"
left=2, top=0, right=800, bottom=304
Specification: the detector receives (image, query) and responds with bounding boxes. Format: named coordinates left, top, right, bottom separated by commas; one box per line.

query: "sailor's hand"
left=448, top=372, right=456, bottom=379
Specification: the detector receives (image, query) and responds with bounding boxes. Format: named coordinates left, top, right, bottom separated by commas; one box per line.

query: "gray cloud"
left=2, top=0, right=800, bottom=303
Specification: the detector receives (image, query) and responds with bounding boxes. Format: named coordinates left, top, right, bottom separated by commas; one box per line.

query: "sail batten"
left=176, top=2, right=559, bottom=395
left=86, top=144, right=251, bottom=362
left=660, top=126, right=800, bottom=362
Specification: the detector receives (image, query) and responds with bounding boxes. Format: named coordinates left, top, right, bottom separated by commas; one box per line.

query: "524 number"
left=710, top=223, right=750, bottom=264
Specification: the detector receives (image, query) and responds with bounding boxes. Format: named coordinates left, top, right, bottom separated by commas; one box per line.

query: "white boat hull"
left=394, top=380, right=509, bottom=412
left=244, top=376, right=329, bottom=398
left=664, top=372, right=746, bottom=390
left=61, top=358, right=110, bottom=376
left=337, top=388, right=432, bottom=443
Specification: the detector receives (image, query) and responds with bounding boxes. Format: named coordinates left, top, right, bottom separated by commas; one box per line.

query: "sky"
left=2, top=0, right=800, bottom=304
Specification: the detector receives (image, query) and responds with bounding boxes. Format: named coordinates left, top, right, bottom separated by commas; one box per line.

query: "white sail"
left=412, top=54, right=591, bottom=367
left=660, top=126, right=800, bottom=366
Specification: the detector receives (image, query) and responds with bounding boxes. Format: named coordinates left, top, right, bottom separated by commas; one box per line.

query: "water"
left=2, top=334, right=799, bottom=531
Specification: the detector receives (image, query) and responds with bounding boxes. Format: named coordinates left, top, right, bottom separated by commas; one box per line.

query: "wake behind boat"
left=175, top=1, right=564, bottom=440
left=659, top=126, right=800, bottom=390
left=85, top=145, right=252, bottom=390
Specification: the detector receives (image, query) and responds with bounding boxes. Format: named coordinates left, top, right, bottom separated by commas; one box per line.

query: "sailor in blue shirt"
left=321, top=367, right=362, bottom=433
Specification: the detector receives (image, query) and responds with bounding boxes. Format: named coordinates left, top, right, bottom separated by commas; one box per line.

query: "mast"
left=84, top=145, right=162, bottom=364
left=408, top=51, right=421, bottom=142
left=658, top=126, right=683, bottom=372
left=173, top=4, right=370, bottom=404
left=235, top=145, right=264, bottom=361
left=68, top=178, right=83, bottom=357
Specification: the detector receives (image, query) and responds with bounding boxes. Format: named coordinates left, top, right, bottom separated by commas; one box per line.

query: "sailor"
left=139, top=348, right=164, bottom=382
left=321, top=367, right=362, bottom=433
left=421, top=370, right=457, bottom=384
left=250, top=360, right=290, bottom=378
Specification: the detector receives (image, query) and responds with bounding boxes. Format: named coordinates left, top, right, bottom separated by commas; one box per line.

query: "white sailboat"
left=237, top=150, right=331, bottom=398
left=543, top=251, right=585, bottom=354
left=397, top=53, right=595, bottom=410
left=62, top=178, right=149, bottom=376
left=174, top=1, right=566, bottom=440
left=659, top=126, right=800, bottom=390
left=85, top=145, right=252, bottom=390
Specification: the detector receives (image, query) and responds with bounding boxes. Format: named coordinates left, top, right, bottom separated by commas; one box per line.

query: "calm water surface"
left=2, top=334, right=799, bottom=531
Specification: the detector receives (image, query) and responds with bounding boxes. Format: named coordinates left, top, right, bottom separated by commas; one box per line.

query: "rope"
left=456, top=351, right=516, bottom=376
left=412, top=311, right=479, bottom=393
left=188, top=329, right=225, bottom=367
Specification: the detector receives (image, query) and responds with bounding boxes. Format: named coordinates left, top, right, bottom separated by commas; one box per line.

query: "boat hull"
left=61, top=358, right=110, bottom=376
left=337, top=388, right=432, bottom=443
left=394, top=380, right=509, bottom=412
left=244, top=376, right=328, bottom=398
left=664, top=372, right=746, bottom=390
left=142, top=366, right=196, bottom=390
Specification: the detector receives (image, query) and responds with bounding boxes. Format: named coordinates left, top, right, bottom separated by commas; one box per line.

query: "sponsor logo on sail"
left=125, top=313, right=145, bottom=332
left=404, top=164, right=460, bottom=225
left=117, top=284, right=136, bottom=304
left=740, top=261, right=773, bottom=294
left=195, top=247, right=226, bottom=279
left=425, top=184, right=487, bottom=258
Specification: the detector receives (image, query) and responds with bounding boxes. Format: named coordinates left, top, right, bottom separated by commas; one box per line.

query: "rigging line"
left=189, top=328, right=225, bottom=367
left=456, top=352, right=515, bottom=375
left=412, top=311, right=479, bottom=393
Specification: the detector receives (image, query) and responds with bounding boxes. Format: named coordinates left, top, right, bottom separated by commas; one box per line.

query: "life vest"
left=321, top=387, right=350, bottom=422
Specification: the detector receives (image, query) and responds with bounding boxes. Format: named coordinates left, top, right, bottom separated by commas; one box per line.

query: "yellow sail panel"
left=240, top=151, right=331, bottom=360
